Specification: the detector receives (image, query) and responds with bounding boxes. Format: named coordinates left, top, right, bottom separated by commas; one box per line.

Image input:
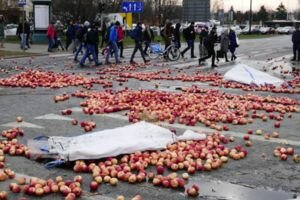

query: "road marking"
left=0, top=121, right=44, bottom=129
left=69, top=107, right=83, bottom=112
left=35, top=114, right=73, bottom=121
left=96, top=113, right=300, bottom=147
left=49, top=53, right=73, bottom=58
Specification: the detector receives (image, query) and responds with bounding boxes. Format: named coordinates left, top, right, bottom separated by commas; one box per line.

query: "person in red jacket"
left=46, top=22, right=55, bottom=52
left=117, top=25, right=125, bottom=58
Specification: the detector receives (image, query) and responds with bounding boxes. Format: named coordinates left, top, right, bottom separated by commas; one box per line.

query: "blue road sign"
left=18, top=0, right=26, bottom=6
left=122, top=2, right=143, bottom=13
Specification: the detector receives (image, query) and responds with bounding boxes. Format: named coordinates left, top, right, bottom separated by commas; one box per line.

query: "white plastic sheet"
left=48, top=122, right=206, bottom=161
left=224, top=64, right=284, bottom=87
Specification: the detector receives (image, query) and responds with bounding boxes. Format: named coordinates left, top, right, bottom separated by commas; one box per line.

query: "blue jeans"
left=105, top=41, right=119, bottom=64
left=48, top=38, right=55, bottom=50
left=181, top=39, right=195, bottom=57
left=80, top=44, right=99, bottom=65
left=20, top=33, right=27, bottom=49
left=74, top=42, right=84, bottom=60
left=56, top=38, right=64, bottom=50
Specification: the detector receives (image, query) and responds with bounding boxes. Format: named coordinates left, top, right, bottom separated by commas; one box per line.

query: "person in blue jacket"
left=105, top=21, right=120, bottom=65
left=292, top=26, right=300, bottom=62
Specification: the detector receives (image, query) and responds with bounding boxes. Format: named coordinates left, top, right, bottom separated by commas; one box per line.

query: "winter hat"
left=84, top=21, right=90, bottom=27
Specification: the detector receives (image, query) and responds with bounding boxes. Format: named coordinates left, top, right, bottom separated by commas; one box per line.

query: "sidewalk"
left=1, top=42, right=64, bottom=55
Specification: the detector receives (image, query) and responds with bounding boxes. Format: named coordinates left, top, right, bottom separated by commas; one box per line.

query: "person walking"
left=55, top=20, right=65, bottom=51
left=117, top=24, right=125, bottom=58
left=17, top=22, right=28, bottom=50
left=74, top=21, right=90, bottom=62
left=143, top=25, right=154, bottom=55
left=229, top=29, right=239, bottom=61
left=66, top=21, right=75, bottom=51
left=80, top=24, right=101, bottom=67
left=0, top=15, right=5, bottom=48
left=100, top=23, right=107, bottom=48
left=129, top=22, right=149, bottom=65
left=46, top=22, right=56, bottom=52
left=218, top=29, right=230, bottom=62
left=181, top=22, right=196, bottom=59
left=174, top=23, right=181, bottom=49
left=292, top=26, right=300, bottom=62
left=198, top=27, right=218, bottom=68
left=162, top=22, right=173, bottom=51
left=105, top=21, right=120, bottom=65
left=199, top=26, right=208, bottom=57
left=24, top=21, right=31, bottom=49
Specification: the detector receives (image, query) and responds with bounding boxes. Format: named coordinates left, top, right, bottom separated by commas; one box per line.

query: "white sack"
left=48, top=121, right=206, bottom=161
left=224, top=64, right=284, bottom=87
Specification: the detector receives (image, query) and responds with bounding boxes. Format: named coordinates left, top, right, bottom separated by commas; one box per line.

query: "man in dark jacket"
left=143, top=25, right=154, bottom=55
left=174, top=23, right=181, bottom=49
left=181, top=22, right=196, bottom=58
left=130, top=22, right=149, bottom=64
left=65, top=21, right=75, bottom=50
left=292, top=26, right=300, bottom=61
left=80, top=24, right=101, bottom=67
left=74, top=21, right=90, bottom=62
left=198, top=27, right=218, bottom=68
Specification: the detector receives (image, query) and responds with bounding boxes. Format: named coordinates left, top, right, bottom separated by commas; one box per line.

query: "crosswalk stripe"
left=0, top=121, right=44, bottom=129
left=35, top=114, right=73, bottom=121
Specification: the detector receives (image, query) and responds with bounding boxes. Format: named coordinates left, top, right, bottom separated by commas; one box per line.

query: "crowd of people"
left=1, top=14, right=300, bottom=69
left=46, top=19, right=239, bottom=68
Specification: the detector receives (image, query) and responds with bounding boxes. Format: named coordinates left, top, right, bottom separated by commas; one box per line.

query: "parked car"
left=4, top=24, right=18, bottom=36
left=242, top=25, right=261, bottom=34
left=260, top=27, right=271, bottom=34
left=277, top=26, right=295, bottom=34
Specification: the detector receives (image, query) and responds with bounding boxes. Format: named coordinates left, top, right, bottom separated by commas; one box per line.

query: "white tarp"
left=224, top=64, right=284, bottom=87
left=47, top=122, right=206, bottom=161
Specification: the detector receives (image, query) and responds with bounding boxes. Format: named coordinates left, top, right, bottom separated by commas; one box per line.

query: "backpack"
left=129, top=28, right=138, bottom=40
left=183, top=27, right=189, bottom=40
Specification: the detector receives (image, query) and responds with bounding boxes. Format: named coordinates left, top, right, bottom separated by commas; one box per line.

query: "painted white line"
left=98, top=113, right=300, bottom=147
left=83, top=195, right=115, bottom=200
left=69, top=107, right=83, bottom=112
left=0, top=121, right=44, bottom=129
left=35, top=114, right=73, bottom=121
left=49, top=53, right=73, bottom=58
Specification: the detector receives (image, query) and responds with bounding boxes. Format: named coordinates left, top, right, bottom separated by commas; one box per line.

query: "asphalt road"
left=0, top=35, right=299, bottom=200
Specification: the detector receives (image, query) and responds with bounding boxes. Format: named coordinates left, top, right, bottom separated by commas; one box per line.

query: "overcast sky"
left=222, top=0, right=299, bottom=12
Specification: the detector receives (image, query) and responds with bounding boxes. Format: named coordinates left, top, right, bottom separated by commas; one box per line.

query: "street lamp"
left=249, top=0, right=252, bottom=34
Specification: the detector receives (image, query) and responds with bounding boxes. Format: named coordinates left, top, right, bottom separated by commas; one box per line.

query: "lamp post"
left=249, top=0, right=252, bottom=34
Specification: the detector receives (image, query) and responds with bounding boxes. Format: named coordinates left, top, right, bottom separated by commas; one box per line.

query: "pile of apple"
left=1, top=128, right=24, bottom=140
left=80, top=121, right=96, bottom=132
left=71, top=89, right=299, bottom=130
left=273, top=146, right=298, bottom=161
left=54, top=94, right=70, bottom=103
left=8, top=176, right=83, bottom=200
left=72, top=132, right=247, bottom=197
left=119, top=70, right=222, bottom=83
left=0, top=70, right=112, bottom=89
